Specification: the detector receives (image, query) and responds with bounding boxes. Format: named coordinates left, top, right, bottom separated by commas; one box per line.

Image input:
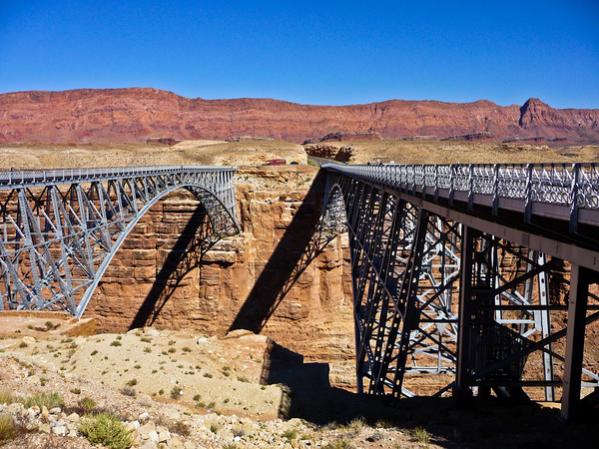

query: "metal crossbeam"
left=321, top=161, right=599, bottom=422
left=0, top=166, right=238, bottom=317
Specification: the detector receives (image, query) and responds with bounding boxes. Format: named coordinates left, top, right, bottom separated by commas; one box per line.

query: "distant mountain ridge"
left=0, top=88, right=597, bottom=144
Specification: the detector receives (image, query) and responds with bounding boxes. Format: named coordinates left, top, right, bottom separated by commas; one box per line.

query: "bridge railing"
left=323, top=162, right=599, bottom=228
left=0, top=165, right=236, bottom=189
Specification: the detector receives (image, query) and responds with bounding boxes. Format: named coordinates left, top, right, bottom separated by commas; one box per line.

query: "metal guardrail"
left=323, top=162, right=599, bottom=230
left=0, top=165, right=235, bottom=189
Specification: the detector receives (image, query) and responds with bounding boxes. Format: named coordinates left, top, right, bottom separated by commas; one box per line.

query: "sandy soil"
left=0, top=328, right=284, bottom=420
left=0, top=138, right=306, bottom=170
left=2, top=138, right=595, bottom=172
left=305, top=139, right=599, bottom=164
left=0, top=330, right=595, bottom=449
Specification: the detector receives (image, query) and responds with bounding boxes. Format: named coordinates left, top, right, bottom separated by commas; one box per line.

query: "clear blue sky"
left=0, top=0, right=598, bottom=108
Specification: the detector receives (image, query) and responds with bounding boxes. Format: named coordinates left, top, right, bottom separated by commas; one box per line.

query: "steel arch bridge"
left=320, top=162, right=599, bottom=421
left=0, top=166, right=238, bottom=318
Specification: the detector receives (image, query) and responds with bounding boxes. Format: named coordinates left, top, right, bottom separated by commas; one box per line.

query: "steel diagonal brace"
left=0, top=238, right=34, bottom=309
left=359, top=192, right=393, bottom=376
left=21, top=190, right=76, bottom=311
left=388, top=209, right=430, bottom=397
left=472, top=309, right=599, bottom=383
left=50, top=187, right=92, bottom=277
left=17, top=190, right=45, bottom=308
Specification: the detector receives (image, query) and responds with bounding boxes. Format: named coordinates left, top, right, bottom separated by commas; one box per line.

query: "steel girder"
left=324, top=173, right=462, bottom=398
left=322, top=167, right=599, bottom=421
left=0, top=166, right=238, bottom=317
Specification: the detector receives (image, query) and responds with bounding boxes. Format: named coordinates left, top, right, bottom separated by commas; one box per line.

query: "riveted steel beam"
left=321, top=162, right=599, bottom=421
left=0, top=166, right=239, bottom=316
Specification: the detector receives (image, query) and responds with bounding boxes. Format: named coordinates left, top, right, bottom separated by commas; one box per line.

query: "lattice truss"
left=0, top=168, right=238, bottom=317
left=459, top=230, right=599, bottom=402
left=323, top=173, right=599, bottom=402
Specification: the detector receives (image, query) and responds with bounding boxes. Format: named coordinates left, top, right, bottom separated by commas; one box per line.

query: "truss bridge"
left=0, top=166, right=238, bottom=318
left=320, top=162, right=599, bottom=421
left=2, top=160, right=599, bottom=421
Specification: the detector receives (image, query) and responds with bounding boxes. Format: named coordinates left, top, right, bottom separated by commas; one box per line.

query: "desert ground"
left=304, top=139, right=599, bottom=164
left=2, top=138, right=598, bottom=171
left=0, top=140, right=597, bottom=449
left=0, top=320, right=594, bottom=449
left=0, top=138, right=306, bottom=170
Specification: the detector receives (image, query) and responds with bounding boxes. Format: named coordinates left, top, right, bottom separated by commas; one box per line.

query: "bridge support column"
left=455, top=225, right=475, bottom=404
left=561, top=264, right=591, bottom=421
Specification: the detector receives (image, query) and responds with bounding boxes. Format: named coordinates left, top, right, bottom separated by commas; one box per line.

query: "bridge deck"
left=323, top=162, right=599, bottom=228
left=321, top=161, right=599, bottom=422
left=0, top=165, right=235, bottom=189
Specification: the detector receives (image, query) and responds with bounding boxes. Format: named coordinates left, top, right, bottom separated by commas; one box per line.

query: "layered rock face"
left=86, top=166, right=356, bottom=387
left=1, top=88, right=597, bottom=144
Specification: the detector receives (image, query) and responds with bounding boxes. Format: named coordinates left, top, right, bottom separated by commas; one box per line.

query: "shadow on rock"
left=263, top=341, right=596, bottom=449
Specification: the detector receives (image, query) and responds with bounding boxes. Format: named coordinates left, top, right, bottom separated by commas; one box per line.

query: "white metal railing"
left=0, top=165, right=235, bottom=188
left=323, top=162, right=599, bottom=229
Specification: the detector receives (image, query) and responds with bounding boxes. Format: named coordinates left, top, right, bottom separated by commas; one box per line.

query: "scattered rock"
left=22, top=336, right=36, bottom=345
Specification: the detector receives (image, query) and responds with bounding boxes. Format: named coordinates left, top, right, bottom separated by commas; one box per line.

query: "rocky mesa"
left=0, top=88, right=598, bottom=144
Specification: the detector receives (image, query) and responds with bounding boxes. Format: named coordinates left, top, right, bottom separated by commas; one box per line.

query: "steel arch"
left=0, top=166, right=239, bottom=317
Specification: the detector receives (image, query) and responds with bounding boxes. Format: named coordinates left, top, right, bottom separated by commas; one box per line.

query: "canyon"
left=1, top=88, right=598, bottom=144
left=85, top=165, right=357, bottom=389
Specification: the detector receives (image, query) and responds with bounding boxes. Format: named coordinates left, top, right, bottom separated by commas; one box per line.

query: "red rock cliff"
left=0, top=88, right=597, bottom=144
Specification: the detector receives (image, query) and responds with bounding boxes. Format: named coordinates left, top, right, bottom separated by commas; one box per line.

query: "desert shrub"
left=119, top=387, right=136, bottom=397
left=222, top=444, right=239, bottom=449
left=375, top=419, right=395, bottom=429
left=78, top=397, right=97, bottom=414
left=410, top=426, right=430, bottom=444
left=21, top=392, right=64, bottom=409
left=170, top=386, right=183, bottom=400
left=282, top=428, right=298, bottom=440
left=44, top=321, right=60, bottom=331
left=70, top=388, right=81, bottom=395
left=0, top=414, right=17, bottom=442
left=231, top=425, right=246, bottom=437
left=169, top=420, right=190, bottom=436
left=91, top=350, right=98, bottom=356
left=125, top=379, right=137, bottom=387
left=209, top=422, right=220, bottom=433
left=79, top=413, right=133, bottom=449
left=110, top=340, right=122, bottom=347
left=18, top=341, right=28, bottom=348
left=192, top=394, right=201, bottom=401
left=182, top=347, right=191, bottom=352
left=322, top=440, right=353, bottom=449
left=0, top=388, right=15, bottom=404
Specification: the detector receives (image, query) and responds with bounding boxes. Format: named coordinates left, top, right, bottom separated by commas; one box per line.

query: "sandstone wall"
left=2, top=88, right=599, bottom=144
left=86, top=166, right=356, bottom=387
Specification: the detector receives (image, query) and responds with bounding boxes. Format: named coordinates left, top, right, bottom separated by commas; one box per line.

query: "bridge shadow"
left=129, top=205, right=213, bottom=329
left=229, top=170, right=337, bottom=333
left=264, top=343, right=595, bottom=449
